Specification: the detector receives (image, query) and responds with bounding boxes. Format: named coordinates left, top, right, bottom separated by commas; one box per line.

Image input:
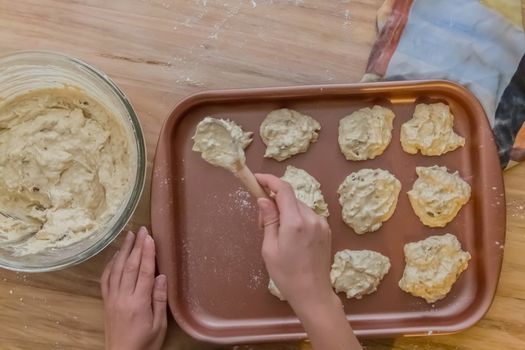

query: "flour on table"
left=337, top=169, right=401, bottom=234
left=338, top=105, right=395, bottom=161
left=330, top=249, right=391, bottom=299
left=260, top=108, right=320, bottom=161
left=400, top=103, right=464, bottom=156
left=408, top=166, right=471, bottom=227
left=281, top=165, right=329, bottom=217
left=398, top=233, right=471, bottom=303
left=192, top=117, right=253, bottom=172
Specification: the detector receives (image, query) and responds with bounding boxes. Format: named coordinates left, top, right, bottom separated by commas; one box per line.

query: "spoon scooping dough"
left=192, top=117, right=268, bottom=199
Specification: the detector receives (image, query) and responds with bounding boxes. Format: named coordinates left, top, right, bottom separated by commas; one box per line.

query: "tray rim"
left=151, top=79, right=506, bottom=344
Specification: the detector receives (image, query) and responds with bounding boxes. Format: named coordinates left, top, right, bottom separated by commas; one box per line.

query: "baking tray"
left=151, top=81, right=505, bottom=344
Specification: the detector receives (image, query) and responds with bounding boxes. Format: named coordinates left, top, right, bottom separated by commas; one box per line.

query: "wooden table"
left=1, top=1, right=524, bottom=349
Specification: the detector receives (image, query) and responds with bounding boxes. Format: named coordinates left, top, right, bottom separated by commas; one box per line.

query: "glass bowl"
left=0, top=51, right=146, bottom=272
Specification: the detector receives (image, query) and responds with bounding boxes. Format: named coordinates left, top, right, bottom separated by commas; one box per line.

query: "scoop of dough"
left=330, top=249, right=391, bottom=299
left=260, top=108, right=321, bottom=161
left=192, top=117, right=253, bottom=172
left=400, top=103, right=465, bottom=156
left=281, top=165, right=329, bottom=217
left=408, top=166, right=471, bottom=227
left=398, top=233, right=471, bottom=303
left=338, top=169, right=401, bottom=234
left=268, top=279, right=285, bottom=301
left=338, top=105, right=395, bottom=160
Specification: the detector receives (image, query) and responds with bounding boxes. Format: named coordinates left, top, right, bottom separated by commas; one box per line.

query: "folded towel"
left=364, top=0, right=525, bottom=169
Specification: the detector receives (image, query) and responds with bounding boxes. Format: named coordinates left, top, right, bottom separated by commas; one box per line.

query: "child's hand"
left=255, top=174, right=334, bottom=309
left=101, top=227, right=167, bottom=350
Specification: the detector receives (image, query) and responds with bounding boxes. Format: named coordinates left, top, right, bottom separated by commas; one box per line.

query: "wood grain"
left=0, top=1, right=524, bottom=349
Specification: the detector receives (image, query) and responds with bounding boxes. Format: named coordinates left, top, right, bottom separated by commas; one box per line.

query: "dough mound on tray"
left=400, top=103, right=464, bottom=156
left=408, top=166, right=471, bottom=227
left=260, top=108, right=320, bottom=161
left=281, top=165, right=329, bottom=217
left=338, top=105, right=395, bottom=161
left=330, top=249, right=391, bottom=299
left=398, top=233, right=471, bottom=303
left=337, top=168, right=401, bottom=234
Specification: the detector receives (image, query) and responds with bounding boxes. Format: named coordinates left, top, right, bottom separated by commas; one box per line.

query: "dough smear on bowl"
left=330, top=249, right=391, bottom=299
left=338, top=105, right=395, bottom=160
left=408, top=166, right=471, bottom=227
left=0, top=88, right=133, bottom=255
left=192, top=117, right=253, bottom=172
left=260, top=108, right=320, bottom=161
left=337, top=168, right=401, bottom=234
left=281, top=165, right=329, bottom=217
left=267, top=165, right=329, bottom=300
left=398, top=233, right=471, bottom=303
left=400, top=103, right=465, bottom=156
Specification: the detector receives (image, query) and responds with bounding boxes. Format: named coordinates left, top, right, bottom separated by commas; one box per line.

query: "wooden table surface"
left=1, top=1, right=524, bottom=349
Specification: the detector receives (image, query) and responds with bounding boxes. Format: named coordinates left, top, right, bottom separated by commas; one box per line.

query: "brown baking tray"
left=151, top=80, right=505, bottom=344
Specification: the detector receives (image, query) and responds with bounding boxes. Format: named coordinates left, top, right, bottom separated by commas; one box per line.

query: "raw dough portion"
left=337, top=169, right=401, bottom=234
left=192, top=117, right=253, bottom=172
left=260, top=108, right=321, bottom=161
left=268, top=279, right=285, bottom=301
left=330, top=249, right=391, bottom=299
left=398, top=233, right=471, bottom=303
left=408, top=166, right=471, bottom=227
left=0, top=88, right=133, bottom=255
left=281, top=165, right=329, bottom=217
left=338, top=105, right=395, bottom=161
left=400, top=103, right=465, bottom=156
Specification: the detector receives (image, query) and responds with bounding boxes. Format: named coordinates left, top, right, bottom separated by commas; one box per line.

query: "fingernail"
left=145, top=234, right=154, bottom=245
left=257, top=198, right=268, bottom=210
left=113, top=250, right=120, bottom=258
left=126, top=231, right=134, bottom=240
left=156, top=274, right=167, bottom=288
left=138, top=228, right=147, bottom=240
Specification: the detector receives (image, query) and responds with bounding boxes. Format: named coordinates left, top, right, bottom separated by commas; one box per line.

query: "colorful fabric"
left=365, top=0, right=525, bottom=169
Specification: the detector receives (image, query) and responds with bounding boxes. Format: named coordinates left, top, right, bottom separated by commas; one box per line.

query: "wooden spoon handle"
left=234, top=165, right=269, bottom=199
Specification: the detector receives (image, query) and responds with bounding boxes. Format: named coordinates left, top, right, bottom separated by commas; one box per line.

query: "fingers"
left=109, top=231, right=136, bottom=291
left=101, top=250, right=118, bottom=300
left=258, top=198, right=279, bottom=261
left=120, top=227, right=148, bottom=293
left=152, top=274, right=168, bottom=331
left=135, top=230, right=156, bottom=297
left=255, top=174, right=300, bottom=218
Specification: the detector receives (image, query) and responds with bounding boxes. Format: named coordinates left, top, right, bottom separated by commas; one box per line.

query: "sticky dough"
left=0, top=88, right=133, bottom=255
left=400, top=103, right=465, bottom=156
left=399, top=233, right=471, bottom=303
left=260, top=108, right=320, bottom=161
left=338, top=105, right=395, bottom=161
left=330, top=249, right=391, bottom=299
left=338, top=168, right=401, bottom=234
left=408, top=166, right=471, bottom=227
left=192, top=117, right=253, bottom=172
left=281, top=165, right=329, bottom=217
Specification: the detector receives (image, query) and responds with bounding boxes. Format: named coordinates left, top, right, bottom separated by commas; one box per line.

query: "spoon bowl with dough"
left=192, top=117, right=268, bottom=199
